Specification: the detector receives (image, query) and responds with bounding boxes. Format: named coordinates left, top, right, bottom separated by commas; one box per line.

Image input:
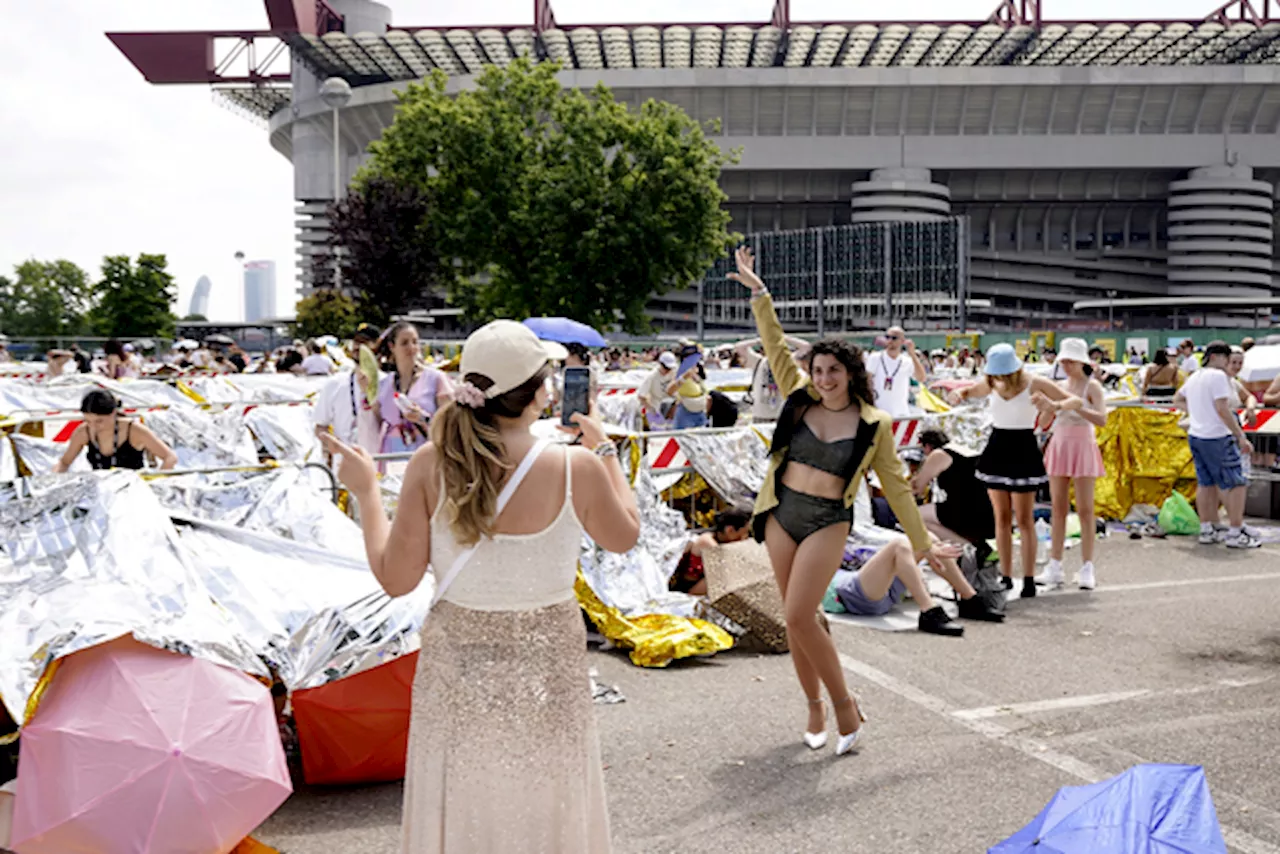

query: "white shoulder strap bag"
left=430, top=438, right=552, bottom=606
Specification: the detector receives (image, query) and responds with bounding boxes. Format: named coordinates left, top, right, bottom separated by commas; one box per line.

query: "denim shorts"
left=836, top=571, right=907, bottom=617
left=1188, top=435, right=1248, bottom=491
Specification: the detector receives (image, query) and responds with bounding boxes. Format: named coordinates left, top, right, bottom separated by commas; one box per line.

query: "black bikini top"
left=86, top=419, right=147, bottom=471
left=787, top=419, right=860, bottom=478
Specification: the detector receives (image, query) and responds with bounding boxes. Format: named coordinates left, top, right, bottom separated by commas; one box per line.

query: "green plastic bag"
left=1157, top=491, right=1199, bottom=536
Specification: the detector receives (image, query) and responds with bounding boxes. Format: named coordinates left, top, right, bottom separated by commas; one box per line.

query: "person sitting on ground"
left=832, top=536, right=968, bottom=636
left=912, top=429, right=996, bottom=567
left=1142, top=348, right=1179, bottom=399
left=54, top=390, right=177, bottom=472
left=670, top=508, right=753, bottom=595
left=277, top=346, right=305, bottom=374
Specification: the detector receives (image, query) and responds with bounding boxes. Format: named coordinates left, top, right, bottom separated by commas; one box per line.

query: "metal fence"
left=698, top=217, right=969, bottom=336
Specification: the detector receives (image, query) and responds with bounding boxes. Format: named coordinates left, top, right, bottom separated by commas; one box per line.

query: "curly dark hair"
left=804, top=338, right=875, bottom=407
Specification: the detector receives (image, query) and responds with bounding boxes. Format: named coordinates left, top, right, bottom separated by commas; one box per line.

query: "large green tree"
left=293, top=289, right=358, bottom=340
left=90, top=254, right=178, bottom=339
left=359, top=58, right=738, bottom=333
left=326, top=177, right=443, bottom=326
left=0, top=259, right=93, bottom=337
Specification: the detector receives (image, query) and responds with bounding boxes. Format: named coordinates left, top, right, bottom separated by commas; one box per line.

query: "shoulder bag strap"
left=431, top=438, right=552, bottom=606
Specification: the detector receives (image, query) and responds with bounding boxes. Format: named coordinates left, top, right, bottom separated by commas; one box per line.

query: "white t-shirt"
left=1182, top=367, right=1233, bottom=440
left=1181, top=355, right=1199, bottom=374
left=746, top=351, right=785, bottom=421
left=637, top=366, right=672, bottom=412
left=302, top=353, right=333, bottom=375
left=865, top=351, right=912, bottom=418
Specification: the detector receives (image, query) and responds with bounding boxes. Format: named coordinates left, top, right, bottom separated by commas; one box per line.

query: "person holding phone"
left=665, top=344, right=710, bottom=429
left=374, top=321, right=454, bottom=455
left=727, top=246, right=960, bottom=758
left=320, top=319, right=639, bottom=853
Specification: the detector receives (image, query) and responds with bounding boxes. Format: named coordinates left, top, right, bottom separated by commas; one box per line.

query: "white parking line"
left=1100, top=572, right=1280, bottom=594
left=839, top=652, right=1280, bottom=854
left=951, top=677, right=1273, bottom=722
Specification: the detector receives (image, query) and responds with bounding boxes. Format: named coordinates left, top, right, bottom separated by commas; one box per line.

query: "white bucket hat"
left=1057, top=338, right=1091, bottom=364
left=460, top=320, right=568, bottom=398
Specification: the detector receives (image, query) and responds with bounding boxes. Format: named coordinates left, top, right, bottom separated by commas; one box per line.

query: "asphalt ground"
left=258, top=535, right=1280, bottom=853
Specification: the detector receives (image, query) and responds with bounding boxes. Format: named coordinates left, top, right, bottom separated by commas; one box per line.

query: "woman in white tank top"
left=948, top=344, right=1086, bottom=599
left=321, top=320, right=640, bottom=854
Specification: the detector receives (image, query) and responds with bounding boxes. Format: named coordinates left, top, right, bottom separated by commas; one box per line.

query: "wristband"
left=593, top=442, right=618, bottom=459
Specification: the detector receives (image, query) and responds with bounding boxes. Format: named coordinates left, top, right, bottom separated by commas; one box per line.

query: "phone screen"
left=561, top=367, right=591, bottom=427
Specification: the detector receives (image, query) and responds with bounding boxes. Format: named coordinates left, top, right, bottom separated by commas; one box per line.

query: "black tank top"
left=85, top=420, right=147, bottom=470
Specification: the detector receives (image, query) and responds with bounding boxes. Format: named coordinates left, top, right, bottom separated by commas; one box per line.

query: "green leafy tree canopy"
left=293, top=289, right=358, bottom=340
left=0, top=259, right=93, bottom=338
left=91, top=254, right=178, bottom=339
left=360, top=58, right=738, bottom=333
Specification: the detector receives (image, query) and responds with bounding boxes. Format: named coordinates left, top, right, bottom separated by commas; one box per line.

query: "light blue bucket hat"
left=984, top=343, right=1023, bottom=376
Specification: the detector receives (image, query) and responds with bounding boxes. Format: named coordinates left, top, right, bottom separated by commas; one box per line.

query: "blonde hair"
left=988, top=368, right=1026, bottom=395
left=429, top=363, right=553, bottom=546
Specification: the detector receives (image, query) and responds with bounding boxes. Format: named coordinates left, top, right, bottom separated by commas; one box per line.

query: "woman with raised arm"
left=728, top=246, right=960, bottom=758
left=947, top=343, right=1087, bottom=598
left=322, top=320, right=640, bottom=854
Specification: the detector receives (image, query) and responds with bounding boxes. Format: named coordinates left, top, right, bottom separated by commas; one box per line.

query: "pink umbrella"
left=12, top=637, right=291, bottom=854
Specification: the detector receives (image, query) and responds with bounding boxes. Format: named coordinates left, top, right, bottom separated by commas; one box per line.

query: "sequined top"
left=430, top=447, right=583, bottom=611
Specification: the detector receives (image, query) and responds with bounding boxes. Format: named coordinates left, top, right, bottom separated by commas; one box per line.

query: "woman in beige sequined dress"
left=322, top=320, right=641, bottom=854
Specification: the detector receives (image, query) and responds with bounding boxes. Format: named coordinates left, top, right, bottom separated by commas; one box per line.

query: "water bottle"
left=1241, top=448, right=1252, bottom=480
left=1034, top=518, right=1051, bottom=565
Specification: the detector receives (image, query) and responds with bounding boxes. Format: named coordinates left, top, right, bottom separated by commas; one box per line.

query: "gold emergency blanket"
left=1095, top=407, right=1197, bottom=520
left=575, top=573, right=733, bottom=668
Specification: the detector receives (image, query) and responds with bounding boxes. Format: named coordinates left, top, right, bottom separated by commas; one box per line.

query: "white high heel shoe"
left=834, top=695, right=867, bottom=756
left=803, top=698, right=827, bottom=750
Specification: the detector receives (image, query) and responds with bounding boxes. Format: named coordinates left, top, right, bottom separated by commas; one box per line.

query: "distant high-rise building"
left=188, top=275, right=212, bottom=318
left=242, top=261, right=277, bottom=323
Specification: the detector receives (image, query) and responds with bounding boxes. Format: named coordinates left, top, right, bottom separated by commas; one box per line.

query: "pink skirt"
left=1043, top=424, right=1105, bottom=479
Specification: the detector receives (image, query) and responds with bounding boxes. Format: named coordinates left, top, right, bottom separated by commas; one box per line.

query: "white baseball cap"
left=461, top=320, right=568, bottom=398
left=658, top=352, right=678, bottom=369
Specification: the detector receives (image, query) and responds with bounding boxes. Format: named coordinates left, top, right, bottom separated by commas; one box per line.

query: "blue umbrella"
left=522, top=317, right=608, bottom=348
left=990, top=764, right=1226, bottom=854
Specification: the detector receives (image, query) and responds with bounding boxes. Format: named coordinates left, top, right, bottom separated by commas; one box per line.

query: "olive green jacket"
left=749, top=292, right=931, bottom=552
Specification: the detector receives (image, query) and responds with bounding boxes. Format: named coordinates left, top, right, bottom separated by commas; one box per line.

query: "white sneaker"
left=1226, top=531, right=1262, bottom=550
left=1076, top=562, right=1096, bottom=590
left=1198, top=529, right=1219, bottom=545
left=1242, top=524, right=1264, bottom=540
left=1035, top=559, right=1065, bottom=587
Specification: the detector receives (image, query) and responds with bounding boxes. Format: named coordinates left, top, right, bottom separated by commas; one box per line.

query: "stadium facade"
left=110, top=0, right=1280, bottom=333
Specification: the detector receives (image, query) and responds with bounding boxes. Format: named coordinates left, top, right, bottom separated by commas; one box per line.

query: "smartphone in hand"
left=561, top=367, right=591, bottom=427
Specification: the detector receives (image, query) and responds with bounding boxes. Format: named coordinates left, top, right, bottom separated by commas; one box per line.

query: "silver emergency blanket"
left=922, top=403, right=993, bottom=454
left=172, top=519, right=430, bottom=690
left=0, top=472, right=266, bottom=724
left=244, top=404, right=320, bottom=462
left=675, top=424, right=775, bottom=509
left=143, top=407, right=260, bottom=469
left=578, top=467, right=698, bottom=618
left=9, top=433, right=89, bottom=476
left=0, top=437, right=15, bottom=481
left=149, top=467, right=359, bottom=561
left=595, top=392, right=642, bottom=433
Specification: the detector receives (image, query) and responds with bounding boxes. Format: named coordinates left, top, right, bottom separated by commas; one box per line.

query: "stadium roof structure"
left=110, top=0, right=1280, bottom=119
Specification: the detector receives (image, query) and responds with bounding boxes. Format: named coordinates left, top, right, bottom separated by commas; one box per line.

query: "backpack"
left=959, top=543, right=1006, bottom=614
